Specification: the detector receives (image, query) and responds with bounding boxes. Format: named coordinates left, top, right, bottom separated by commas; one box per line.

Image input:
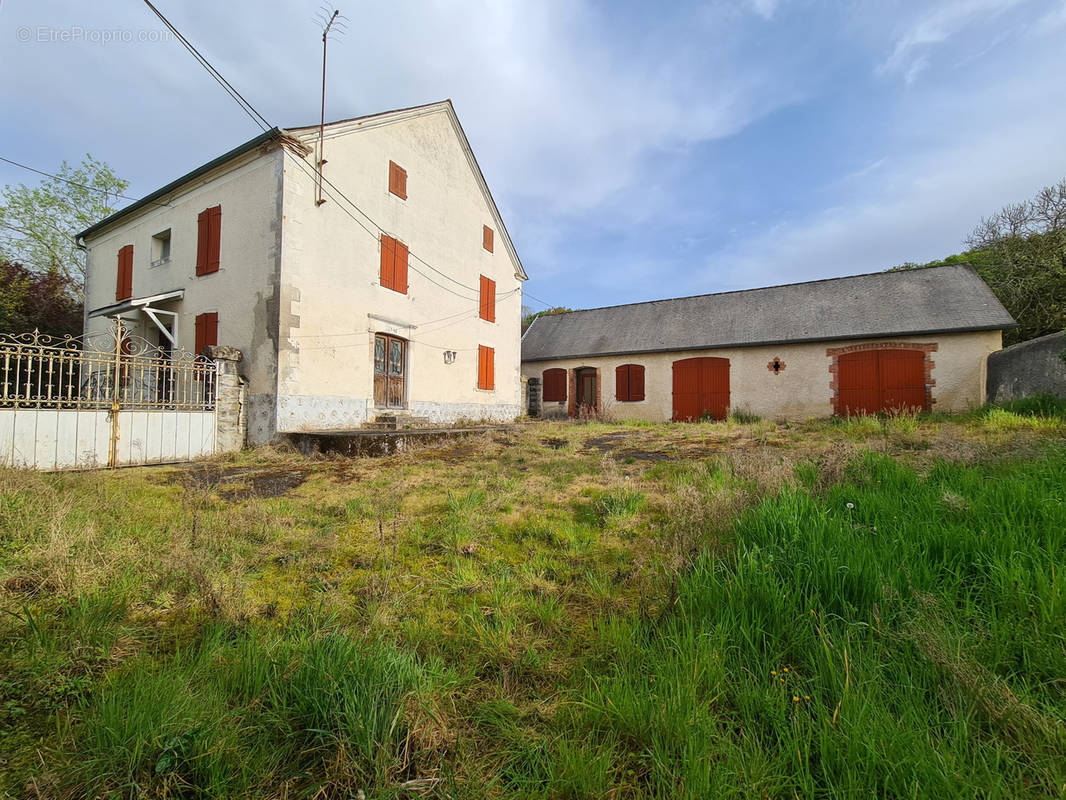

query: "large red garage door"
left=672, top=357, right=730, bottom=421
left=837, top=349, right=927, bottom=415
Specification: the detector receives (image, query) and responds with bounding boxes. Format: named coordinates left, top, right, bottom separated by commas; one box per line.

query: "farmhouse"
left=76, top=101, right=526, bottom=445
left=521, top=265, right=1015, bottom=421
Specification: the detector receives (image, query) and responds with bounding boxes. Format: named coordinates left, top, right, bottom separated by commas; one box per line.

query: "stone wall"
left=205, top=345, right=247, bottom=452
left=987, top=331, right=1066, bottom=403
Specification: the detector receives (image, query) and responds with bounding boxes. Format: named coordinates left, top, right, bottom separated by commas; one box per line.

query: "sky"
left=2, top=0, right=1065, bottom=312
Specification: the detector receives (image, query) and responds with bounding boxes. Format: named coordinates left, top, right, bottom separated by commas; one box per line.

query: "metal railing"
left=0, top=326, right=217, bottom=411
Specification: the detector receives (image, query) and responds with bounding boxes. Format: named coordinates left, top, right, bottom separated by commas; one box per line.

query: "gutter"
left=75, top=127, right=284, bottom=244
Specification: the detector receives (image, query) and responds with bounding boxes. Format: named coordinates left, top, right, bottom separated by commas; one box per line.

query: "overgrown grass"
left=1, top=416, right=1064, bottom=797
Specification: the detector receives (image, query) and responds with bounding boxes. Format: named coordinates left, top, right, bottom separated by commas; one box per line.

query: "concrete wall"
left=523, top=330, right=1002, bottom=421
left=987, top=330, right=1066, bottom=402
left=275, top=106, right=523, bottom=432
left=82, top=147, right=285, bottom=445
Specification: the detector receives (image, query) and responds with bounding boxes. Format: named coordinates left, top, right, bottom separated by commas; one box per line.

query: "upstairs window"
left=151, top=229, right=171, bottom=266
left=380, top=234, right=409, bottom=294
left=388, top=160, right=407, bottom=200
left=194, top=312, right=219, bottom=354
left=479, top=275, right=496, bottom=322
left=542, top=368, right=566, bottom=402
left=477, top=345, right=495, bottom=390
left=115, top=244, right=133, bottom=301
left=615, top=364, right=645, bottom=401
left=483, top=225, right=494, bottom=253
left=196, top=205, right=221, bottom=275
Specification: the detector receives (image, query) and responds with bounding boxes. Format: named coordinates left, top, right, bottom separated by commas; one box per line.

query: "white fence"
left=0, top=327, right=219, bottom=470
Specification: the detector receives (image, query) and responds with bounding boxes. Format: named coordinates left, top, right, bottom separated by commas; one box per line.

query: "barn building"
left=521, top=265, right=1015, bottom=421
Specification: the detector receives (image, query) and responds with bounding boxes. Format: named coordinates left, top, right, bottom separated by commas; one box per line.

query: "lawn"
left=1, top=404, right=1065, bottom=798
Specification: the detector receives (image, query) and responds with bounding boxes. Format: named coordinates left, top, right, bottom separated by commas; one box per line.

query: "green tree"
left=0, top=260, right=83, bottom=338
left=0, top=155, right=128, bottom=295
left=898, top=177, right=1066, bottom=345
left=522, top=305, right=572, bottom=333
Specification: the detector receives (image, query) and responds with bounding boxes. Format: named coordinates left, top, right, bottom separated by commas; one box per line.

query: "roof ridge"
left=285, top=99, right=451, bottom=131
left=544, top=263, right=974, bottom=318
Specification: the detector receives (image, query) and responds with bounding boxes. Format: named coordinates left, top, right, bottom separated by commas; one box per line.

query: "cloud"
left=876, top=0, right=1025, bottom=82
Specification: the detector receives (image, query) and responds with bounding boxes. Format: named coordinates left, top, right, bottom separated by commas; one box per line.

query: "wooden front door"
left=374, top=334, right=406, bottom=409
left=575, top=368, right=597, bottom=413
left=837, top=349, right=926, bottom=415
left=672, top=357, right=730, bottom=421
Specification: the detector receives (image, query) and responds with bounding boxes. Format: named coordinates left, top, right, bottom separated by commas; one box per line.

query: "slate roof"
left=521, top=265, right=1015, bottom=361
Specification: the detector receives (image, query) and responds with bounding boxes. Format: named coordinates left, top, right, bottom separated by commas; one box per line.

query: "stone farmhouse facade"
left=77, top=101, right=527, bottom=445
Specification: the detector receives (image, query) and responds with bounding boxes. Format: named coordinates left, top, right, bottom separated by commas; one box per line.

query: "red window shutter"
left=615, top=364, right=629, bottom=401
left=543, top=368, right=566, bottom=402
left=207, top=206, right=222, bottom=273
left=478, top=345, right=495, bottom=390
left=196, top=209, right=210, bottom=275
left=630, top=365, right=645, bottom=401
left=395, top=239, right=408, bottom=294
left=389, top=161, right=407, bottom=199
left=483, top=225, right=494, bottom=253
left=116, top=245, right=133, bottom=300
left=195, top=312, right=219, bottom=354
left=479, top=275, right=496, bottom=322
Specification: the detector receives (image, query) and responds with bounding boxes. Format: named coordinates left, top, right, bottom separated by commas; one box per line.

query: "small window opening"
left=151, top=229, right=171, bottom=266
left=768, top=357, right=785, bottom=375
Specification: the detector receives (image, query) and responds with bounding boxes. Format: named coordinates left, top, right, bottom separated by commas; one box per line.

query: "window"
left=115, top=244, right=133, bottom=301
left=380, top=234, right=409, bottom=294
left=388, top=160, right=407, bottom=199
left=194, top=312, right=218, bottom=354
left=196, top=205, right=222, bottom=275
left=542, top=368, right=566, bottom=402
left=615, top=364, right=645, bottom=401
left=151, top=229, right=171, bottom=266
left=483, top=225, right=494, bottom=253
left=479, top=275, right=496, bottom=322
left=477, top=345, right=495, bottom=390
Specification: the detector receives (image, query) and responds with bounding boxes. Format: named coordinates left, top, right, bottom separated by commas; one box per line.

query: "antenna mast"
left=315, top=7, right=345, bottom=206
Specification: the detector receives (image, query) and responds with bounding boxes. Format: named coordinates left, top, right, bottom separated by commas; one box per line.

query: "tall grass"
left=535, top=448, right=1066, bottom=798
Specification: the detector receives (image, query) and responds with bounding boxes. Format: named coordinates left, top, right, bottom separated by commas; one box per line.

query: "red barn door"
left=837, top=349, right=926, bottom=415
left=672, top=357, right=730, bottom=421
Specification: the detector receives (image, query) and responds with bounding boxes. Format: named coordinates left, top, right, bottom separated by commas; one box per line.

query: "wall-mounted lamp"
left=443, top=350, right=457, bottom=364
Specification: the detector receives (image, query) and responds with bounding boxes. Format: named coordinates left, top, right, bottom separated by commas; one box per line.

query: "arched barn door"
left=837, top=349, right=927, bottom=415
left=672, top=357, right=730, bottom=421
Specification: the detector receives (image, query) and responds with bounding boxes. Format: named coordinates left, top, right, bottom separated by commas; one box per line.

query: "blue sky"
left=2, top=0, right=1065, bottom=312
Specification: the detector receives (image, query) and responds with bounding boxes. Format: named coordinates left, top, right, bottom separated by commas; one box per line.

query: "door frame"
left=373, top=332, right=408, bottom=410
left=827, top=341, right=937, bottom=415
left=571, top=367, right=598, bottom=417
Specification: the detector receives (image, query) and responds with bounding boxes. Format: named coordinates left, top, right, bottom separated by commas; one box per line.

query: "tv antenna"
left=315, top=6, right=347, bottom=205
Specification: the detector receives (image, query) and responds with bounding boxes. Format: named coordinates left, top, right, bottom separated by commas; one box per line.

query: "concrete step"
left=369, top=413, right=433, bottom=431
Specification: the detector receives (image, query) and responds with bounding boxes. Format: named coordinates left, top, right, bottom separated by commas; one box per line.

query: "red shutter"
left=479, top=275, right=496, bottom=322
left=395, top=239, right=408, bottom=294
left=195, top=312, right=219, bottom=354
left=483, top=225, right=494, bottom=253
left=116, top=245, right=133, bottom=301
left=478, top=345, right=495, bottom=390
left=543, top=368, right=566, bottom=402
left=389, top=161, right=407, bottom=199
left=207, top=206, right=222, bottom=272
left=196, top=209, right=210, bottom=275
left=615, top=364, right=629, bottom=401
left=630, top=365, right=645, bottom=401
left=380, top=235, right=408, bottom=294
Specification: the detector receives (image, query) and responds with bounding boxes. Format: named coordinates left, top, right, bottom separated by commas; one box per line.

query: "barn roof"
left=521, top=265, right=1015, bottom=362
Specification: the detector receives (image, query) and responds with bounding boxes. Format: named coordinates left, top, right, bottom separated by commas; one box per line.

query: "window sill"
left=150, top=257, right=171, bottom=268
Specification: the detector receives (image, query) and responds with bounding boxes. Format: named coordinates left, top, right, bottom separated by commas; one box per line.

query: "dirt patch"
left=541, top=437, right=567, bottom=450
left=2, top=575, right=47, bottom=595
left=166, top=465, right=311, bottom=499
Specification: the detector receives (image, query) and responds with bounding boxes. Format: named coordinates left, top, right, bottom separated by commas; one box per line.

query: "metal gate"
left=0, top=323, right=218, bottom=470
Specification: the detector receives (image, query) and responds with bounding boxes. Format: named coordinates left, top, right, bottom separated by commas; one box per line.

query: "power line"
left=0, top=156, right=171, bottom=208
left=139, top=0, right=563, bottom=310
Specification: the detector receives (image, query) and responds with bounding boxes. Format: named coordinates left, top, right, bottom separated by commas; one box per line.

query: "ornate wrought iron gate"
left=0, top=322, right=219, bottom=470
